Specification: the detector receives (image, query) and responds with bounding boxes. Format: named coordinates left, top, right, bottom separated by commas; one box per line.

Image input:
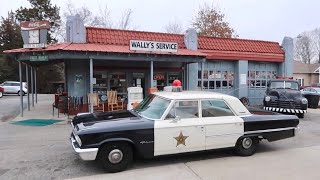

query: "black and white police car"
left=70, top=87, right=299, bottom=172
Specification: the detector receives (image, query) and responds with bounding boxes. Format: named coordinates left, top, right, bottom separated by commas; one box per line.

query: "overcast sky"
left=1, top=0, right=319, bottom=43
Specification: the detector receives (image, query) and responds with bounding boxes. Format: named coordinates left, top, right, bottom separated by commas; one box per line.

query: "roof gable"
left=294, top=60, right=320, bottom=73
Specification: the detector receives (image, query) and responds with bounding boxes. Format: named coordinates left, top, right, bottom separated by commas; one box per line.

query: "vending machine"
left=127, top=87, right=143, bottom=110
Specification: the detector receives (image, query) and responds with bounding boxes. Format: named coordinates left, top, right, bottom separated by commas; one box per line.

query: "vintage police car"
left=263, top=79, right=308, bottom=118
left=70, top=89, right=299, bottom=172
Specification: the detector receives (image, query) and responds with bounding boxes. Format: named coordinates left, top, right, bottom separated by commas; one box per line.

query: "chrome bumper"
left=70, top=136, right=98, bottom=161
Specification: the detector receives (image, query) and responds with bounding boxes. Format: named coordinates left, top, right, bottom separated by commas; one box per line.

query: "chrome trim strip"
left=70, top=136, right=98, bottom=161
left=244, top=127, right=295, bottom=134
left=206, top=133, right=243, bottom=138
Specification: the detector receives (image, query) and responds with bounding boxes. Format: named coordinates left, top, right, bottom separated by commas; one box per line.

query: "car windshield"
left=314, top=88, right=320, bottom=92
left=132, top=94, right=170, bottom=120
left=270, top=81, right=299, bottom=90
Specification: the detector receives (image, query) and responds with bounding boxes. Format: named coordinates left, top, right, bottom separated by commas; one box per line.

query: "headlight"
left=74, top=133, right=82, bottom=146
left=265, top=96, right=271, bottom=102
left=301, top=98, right=308, bottom=104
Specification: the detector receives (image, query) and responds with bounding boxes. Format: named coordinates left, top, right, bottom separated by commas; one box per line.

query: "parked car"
left=0, top=81, right=28, bottom=96
left=301, top=87, right=320, bottom=108
left=70, top=88, right=299, bottom=172
left=0, top=86, right=4, bottom=98
left=301, top=87, right=320, bottom=95
left=263, top=79, right=308, bottom=118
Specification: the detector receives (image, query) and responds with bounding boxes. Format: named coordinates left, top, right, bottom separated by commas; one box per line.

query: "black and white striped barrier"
left=264, top=107, right=307, bottom=114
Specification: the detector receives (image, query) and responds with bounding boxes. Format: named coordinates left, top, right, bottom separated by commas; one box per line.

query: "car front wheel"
left=98, top=142, right=133, bottom=173
left=0, top=91, right=3, bottom=98
left=297, top=113, right=304, bottom=118
left=235, top=136, right=259, bottom=156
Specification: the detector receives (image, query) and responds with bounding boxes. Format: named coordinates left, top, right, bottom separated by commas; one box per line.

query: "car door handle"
left=196, top=126, right=204, bottom=129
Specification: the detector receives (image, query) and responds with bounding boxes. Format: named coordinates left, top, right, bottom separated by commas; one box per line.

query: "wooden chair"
left=107, top=91, right=124, bottom=111
left=88, top=93, right=104, bottom=112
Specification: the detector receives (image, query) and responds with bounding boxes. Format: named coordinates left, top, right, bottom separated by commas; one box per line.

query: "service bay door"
left=201, top=99, right=244, bottom=150
left=154, top=100, right=205, bottom=156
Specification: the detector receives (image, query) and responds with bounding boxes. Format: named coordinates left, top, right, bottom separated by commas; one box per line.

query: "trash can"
left=304, top=94, right=320, bottom=109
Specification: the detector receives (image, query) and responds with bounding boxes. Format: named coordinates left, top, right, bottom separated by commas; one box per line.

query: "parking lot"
left=0, top=96, right=320, bottom=180
left=0, top=95, right=28, bottom=122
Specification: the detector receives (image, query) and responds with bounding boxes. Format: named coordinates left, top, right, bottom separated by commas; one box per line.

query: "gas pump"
left=127, top=87, right=143, bottom=110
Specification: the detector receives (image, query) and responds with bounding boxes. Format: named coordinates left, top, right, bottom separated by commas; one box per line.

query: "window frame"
left=199, top=98, right=236, bottom=118
left=163, top=99, right=201, bottom=120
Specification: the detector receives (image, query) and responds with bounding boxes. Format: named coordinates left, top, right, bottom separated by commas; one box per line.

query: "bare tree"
left=164, top=21, right=183, bottom=34
left=192, top=3, right=237, bottom=38
left=96, top=5, right=113, bottom=28
left=295, top=33, right=314, bottom=64
left=118, top=9, right=133, bottom=30
left=313, top=28, right=320, bottom=63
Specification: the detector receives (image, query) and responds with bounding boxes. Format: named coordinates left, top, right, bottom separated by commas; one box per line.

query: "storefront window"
left=154, top=73, right=165, bottom=91
left=110, top=72, right=127, bottom=96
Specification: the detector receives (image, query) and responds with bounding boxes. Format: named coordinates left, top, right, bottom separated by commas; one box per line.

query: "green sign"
left=30, top=56, right=48, bottom=62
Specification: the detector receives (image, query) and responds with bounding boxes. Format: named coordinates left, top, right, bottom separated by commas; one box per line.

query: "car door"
left=154, top=100, right=205, bottom=156
left=2, top=82, right=12, bottom=93
left=201, top=99, right=244, bottom=150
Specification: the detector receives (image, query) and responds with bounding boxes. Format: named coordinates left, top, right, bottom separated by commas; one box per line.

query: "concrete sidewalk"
left=11, top=94, right=70, bottom=123
left=68, top=145, right=320, bottom=180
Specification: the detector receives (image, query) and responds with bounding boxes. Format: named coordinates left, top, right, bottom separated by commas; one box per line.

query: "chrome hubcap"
left=108, top=149, right=123, bottom=164
left=242, top=138, right=253, bottom=149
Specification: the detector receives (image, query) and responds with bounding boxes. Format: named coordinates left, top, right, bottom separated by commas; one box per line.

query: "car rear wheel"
left=0, top=91, right=3, bottom=98
left=235, top=136, right=259, bottom=156
left=98, top=142, right=133, bottom=173
left=17, top=91, right=25, bottom=96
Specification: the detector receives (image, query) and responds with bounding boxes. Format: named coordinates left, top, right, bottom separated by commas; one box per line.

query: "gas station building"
left=4, top=15, right=294, bottom=114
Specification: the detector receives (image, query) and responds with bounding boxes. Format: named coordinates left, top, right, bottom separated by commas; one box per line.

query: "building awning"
left=3, top=43, right=206, bottom=57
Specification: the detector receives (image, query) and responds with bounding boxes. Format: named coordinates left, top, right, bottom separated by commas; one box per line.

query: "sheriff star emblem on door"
left=174, top=131, right=189, bottom=147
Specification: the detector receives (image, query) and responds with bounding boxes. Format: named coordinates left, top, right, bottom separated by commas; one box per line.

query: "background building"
left=293, top=61, right=320, bottom=86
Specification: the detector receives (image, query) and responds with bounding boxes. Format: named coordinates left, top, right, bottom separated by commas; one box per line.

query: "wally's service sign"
left=130, top=40, right=178, bottom=53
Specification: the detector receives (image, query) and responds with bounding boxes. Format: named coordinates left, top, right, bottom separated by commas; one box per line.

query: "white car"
left=71, top=88, right=299, bottom=172
left=1, top=81, right=28, bottom=96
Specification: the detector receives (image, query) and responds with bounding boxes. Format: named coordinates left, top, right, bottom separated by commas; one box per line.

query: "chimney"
left=66, top=14, right=86, bottom=43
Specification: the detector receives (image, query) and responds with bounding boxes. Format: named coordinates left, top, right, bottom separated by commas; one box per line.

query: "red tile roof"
left=86, top=27, right=284, bottom=62
left=4, top=27, right=285, bottom=62
left=3, top=43, right=205, bottom=57
left=86, top=27, right=186, bottom=48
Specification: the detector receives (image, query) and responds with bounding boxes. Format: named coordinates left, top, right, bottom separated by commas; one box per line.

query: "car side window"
left=165, top=101, right=199, bottom=119
left=201, top=100, right=235, bottom=117
left=12, top=83, right=20, bottom=87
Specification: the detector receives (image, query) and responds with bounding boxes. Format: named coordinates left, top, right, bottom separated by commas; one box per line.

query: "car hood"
left=269, top=89, right=302, bottom=100
left=73, top=110, right=152, bottom=135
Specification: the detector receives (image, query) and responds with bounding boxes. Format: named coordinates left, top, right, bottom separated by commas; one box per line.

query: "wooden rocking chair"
left=88, top=93, right=104, bottom=112
left=107, top=91, right=123, bottom=111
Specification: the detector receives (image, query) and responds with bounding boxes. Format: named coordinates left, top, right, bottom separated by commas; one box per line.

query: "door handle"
left=196, top=126, right=204, bottom=129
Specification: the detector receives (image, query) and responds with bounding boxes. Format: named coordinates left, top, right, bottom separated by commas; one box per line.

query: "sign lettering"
left=23, top=43, right=47, bottom=49
left=30, top=56, right=48, bottom=62
left=130, top=40, right=178, bottom=53
left=21, top=21, right=50, bottom=30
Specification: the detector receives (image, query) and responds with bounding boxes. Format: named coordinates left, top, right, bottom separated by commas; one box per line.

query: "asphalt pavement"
left=0, top=108, right=320, bottom=180
left=0, top=95, right=27, bottom=122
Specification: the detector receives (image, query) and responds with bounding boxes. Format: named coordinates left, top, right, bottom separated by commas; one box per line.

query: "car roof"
left=269, top=79, right=299, bottom=83
left=153, top=91, right=225, bottom=100
left=3, top=81, right=26, bottom=83
left=153, top=91, right=251, bottom=116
